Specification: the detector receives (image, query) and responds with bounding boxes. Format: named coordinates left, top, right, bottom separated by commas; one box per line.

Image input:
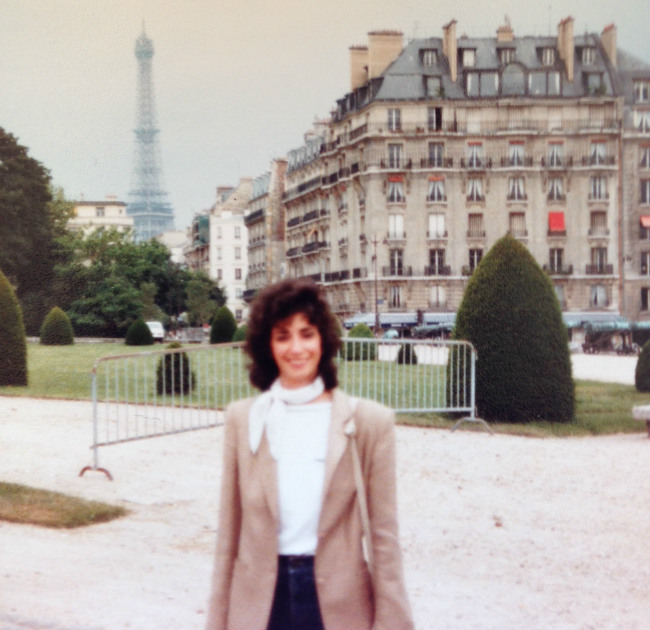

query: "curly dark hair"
left=245, top=278, right=341, bottom=391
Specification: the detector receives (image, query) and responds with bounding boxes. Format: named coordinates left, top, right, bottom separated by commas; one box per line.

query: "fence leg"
left=79, top=370, right=114, bottom=480
left=450, top=348, right=493, bottom=434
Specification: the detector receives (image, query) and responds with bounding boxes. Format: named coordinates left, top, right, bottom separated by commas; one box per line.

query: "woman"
left=205, top=278, right=413, bottom=630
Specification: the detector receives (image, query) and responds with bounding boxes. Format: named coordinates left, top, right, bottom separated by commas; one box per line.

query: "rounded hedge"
left=210, top=306, right=237, bottom=344
left=0, top=268, right=27, bottom=386
left=452, top=235, right=574, bottom=423
left=156, top=341, right=196, bottom=395
left=342, top=322, right=376, bottom=361
left=125, top=318, right=155, bottom=346
left=40, top=307, right=74, bottom=345
left=232, top=324, right=248, bottom=342
left=397, top=343, right=417, bottom=365
left=635, top=340, right=650, bottom=392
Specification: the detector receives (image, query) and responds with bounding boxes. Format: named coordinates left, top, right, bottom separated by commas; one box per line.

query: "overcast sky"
left=1, top=0, right=648, bottom=231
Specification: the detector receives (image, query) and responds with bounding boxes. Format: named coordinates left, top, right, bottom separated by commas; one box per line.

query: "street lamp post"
left=370, top=234, right=381, bottom=335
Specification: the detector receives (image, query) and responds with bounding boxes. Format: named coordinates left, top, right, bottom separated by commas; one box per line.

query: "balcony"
left=380, top=158, right=413, bottom=170
left=500, top=157, right=533, bottom=168
left=303, top=210, right=320, bottom=223
left=585, top=264, right=614, bottom=275
left=286, top=247, right=302, bottom=258
left=244, top=208, right=264, bottom=226
left=382, top=266, right=413, bottom=277
left=467, top=230, right=486, bottom=238
left=420, top=157, right=454, bottom=168
left=287, top=216, right=302, bottom=228
left=506, top=193, right=528, bottom=202
left=427, top=230, right=448, bottom=239
left=541, top=156, right=573, bottom=169
left=424, top=265, right=451, bottom=276
left=386, top=231, right=407, bottom=241
left=302, top=241, right=329, bottom=254
left=460, top=157, right=492, bottom=170
left=588, top=228, right=610, bottom=237
left=543, top=264, right=573, bottom=275
left=588, top=193, right=610, bottom=202
left=581, top=155, right=616, bottom=167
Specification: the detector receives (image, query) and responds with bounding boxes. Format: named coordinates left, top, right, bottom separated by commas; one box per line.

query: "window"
left=421, top=49, right=438, bottom=66
left=590, top=285, right=607, bottom=307
left=502, top=65, right=526, bottom=96
left=217, top=226, right=222, bottom=239
left=389, top=249, right=403, bottom=276
left=555, top=284, right=565, bottom=307
left=235, top=246, right=241, bottom=260
left=429, top=285, right=446, bottom=307
left=427, top=177, right=446, bottom=202
left=642, top=288, right=650, bottom=311
left=509, top=212, right=526, bottom=236
left=548, top=177, right=564, bottom=201
left=641, top=146, right=650, bottom=168
left=591, top=247, right=608, bottom=272
left=235, top=289, right=243, bottom=298
left=426, top=76, right=442, bottom=97
left=466, top=143, right=483, bottom=168
left=234, top=226, right=241, bottom=238
left=428, top=106, right=442, bottom=131
left=387, top=179, right=405, bottom=203
left=542, top=47, right=556, bottom=66
left=590, top=211, right=608, bottom=236
left=469, top=248, right=483, bottom=271
left=508, top=177, right=526, bottom=201
left=468, top=213, right=485, bottom=238
left=634, top=111, right=650, bottom=132
left=548, top=142, right=563, bottom=167
left=480, top=73, right=499, bottom=97
left=428, top=249, right=446, bottom=275
left=582, top=47, right=595, bottom=65
left=508, top=142, right=525, bottom=166
left=590, top=140, right=607, bottom=165
left=388, top=144, right=402, bottom=169
left=640, top=216, right=650, bottom=239
left=641, top=252, right=650, bottom=275
left=388, top=108, right=401, bottom=131
left=500, top=48, right=515, bottom=64
left=466, top=72, right=479, bottom=97
left=235, top=268, right=242, bottom=280
left=390, top=286, right=402, bottom=308
left=462, top=49, right=476, bottom=67
left=388, top=214, right=404, bottom=239
left=589, top=176, right=608, bottom=200
left=634, top=80, right=650, bottom=103
left=428, top=142, right=443, bottom=167
left=586, top=73, right=604, bottom=94
left=428, top=213, right=446, bottom=238
left=549, top=248, right=564, bottom=272
left=467, top=178, right=484, bottom=202
left=95, top=206, right=105, bottom=217
left=217, top=269, right=223, bottom=280
left=217, top=247, right=222, bottom=260
left=547, top=72, right=561, bottom=96
left=529, top=71, right=547, bottom=95
left=642, top=179, right=650, bottom=205
left=235, top=309, right=243, bottom=320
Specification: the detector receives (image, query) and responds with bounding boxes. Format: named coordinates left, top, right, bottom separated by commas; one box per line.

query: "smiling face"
left=270, top=311, right=323, bottom=389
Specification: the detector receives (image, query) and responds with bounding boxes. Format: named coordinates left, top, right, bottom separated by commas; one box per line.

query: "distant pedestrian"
left=205, top=278, right=413, bottom=630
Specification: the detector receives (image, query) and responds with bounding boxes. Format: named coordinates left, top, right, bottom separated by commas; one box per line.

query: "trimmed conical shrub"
left=452, top=235, right=574, bottom=423
left=0, top=269, right=28, bottom=386
left=635, top=340, right=650, bottom=392
left=397, top=343, right=417, bottom=365
left=125, top=318, right=154, bottom=346
left=210, top=306, right=237, bottom=344
left=341, top=322, right=376, bottom=361
left=156, top=342, right=196, bottom=395
left=232, top=324, right=248, bottom=342
left=40, top=307, right=74, bottom=345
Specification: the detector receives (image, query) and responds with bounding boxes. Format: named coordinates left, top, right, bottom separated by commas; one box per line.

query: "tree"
left=452, top=235, right=574, bottom=423
left=635, top=340, right=650, bottom=392
left=185, top=272, right=219, bottom=326
left=0, top=268, right=27, bottom=386
left=40, top=306, right=74, bottom=345
left=210, top=305, right=237, bottom=344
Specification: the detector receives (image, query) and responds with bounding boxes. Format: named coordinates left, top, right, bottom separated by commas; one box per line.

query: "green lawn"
left=0, top=342, right=647, bottom=437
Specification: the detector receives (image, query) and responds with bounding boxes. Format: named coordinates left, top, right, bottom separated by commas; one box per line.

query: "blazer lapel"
left=322, top=389, right=355, bottom=498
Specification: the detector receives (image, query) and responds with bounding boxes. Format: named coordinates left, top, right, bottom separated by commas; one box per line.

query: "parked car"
left=146, top=321, right=165, bottom=343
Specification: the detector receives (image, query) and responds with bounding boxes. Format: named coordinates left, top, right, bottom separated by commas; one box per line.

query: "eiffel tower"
left=127, top=27, right=175, bottom=242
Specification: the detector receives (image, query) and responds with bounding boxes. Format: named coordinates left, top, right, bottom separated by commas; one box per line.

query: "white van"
left=146, top=321, right=165, bottom=343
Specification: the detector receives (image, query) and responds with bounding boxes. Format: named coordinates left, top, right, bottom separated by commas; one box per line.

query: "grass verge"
left=0, top=482, right=128, bottom=528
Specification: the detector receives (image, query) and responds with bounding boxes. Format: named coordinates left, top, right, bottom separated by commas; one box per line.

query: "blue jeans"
left=267, top=556, right=325, bottom=630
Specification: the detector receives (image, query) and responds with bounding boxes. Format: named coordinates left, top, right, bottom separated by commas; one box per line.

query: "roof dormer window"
left=499, top=48, right=515, bottom=65
left=635, top=80, right=650, bottom=103
left=582, top=46, right=596, bottom=65
left=542, top=47, right=556, bottom=66
left=421, top=49, right=438, bottom=67
left=461, top=49, right=476, bottom=67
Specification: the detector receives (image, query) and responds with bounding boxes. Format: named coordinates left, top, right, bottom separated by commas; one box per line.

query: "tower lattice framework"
left=127, top=28, right=175, bottom=242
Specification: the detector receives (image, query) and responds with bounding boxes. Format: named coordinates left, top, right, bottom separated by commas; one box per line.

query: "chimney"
left=601, top=23, right=617, bottom=68
left=349, top=45, right=369, bottom=90
left=442, top=20, right=458, bottom=82
left=496, top=22, right=514, bottom=43
left=367, top=30, right=403, bottom=80
left=557, top=16, right=574, bottom=82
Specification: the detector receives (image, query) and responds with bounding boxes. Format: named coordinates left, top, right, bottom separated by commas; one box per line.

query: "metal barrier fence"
left=80, top=338, right=480, bottom=479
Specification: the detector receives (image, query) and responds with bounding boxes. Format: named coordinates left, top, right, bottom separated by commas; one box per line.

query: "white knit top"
left=274, top=401, right=332, bottom=556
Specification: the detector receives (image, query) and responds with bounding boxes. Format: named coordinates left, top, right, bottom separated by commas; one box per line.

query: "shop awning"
left=640, top=215, right=650, bottom=228
left=548, top=211, right=565, bottom=232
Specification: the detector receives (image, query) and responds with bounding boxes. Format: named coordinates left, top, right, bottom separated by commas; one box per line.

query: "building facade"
left=70, top=197, right=133, bottom=235
left=244, top=159, right=288, bottom=302
left=280, top=20, right=650, bottom=325
left=209, top=179, right=252, bottom=321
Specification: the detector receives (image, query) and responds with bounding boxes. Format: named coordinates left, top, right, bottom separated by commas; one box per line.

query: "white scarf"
left=248, top=376, right=325, bottom=458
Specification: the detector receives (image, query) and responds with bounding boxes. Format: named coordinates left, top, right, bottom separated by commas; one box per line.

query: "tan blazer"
left=205, top=388, right=414, bottom=630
